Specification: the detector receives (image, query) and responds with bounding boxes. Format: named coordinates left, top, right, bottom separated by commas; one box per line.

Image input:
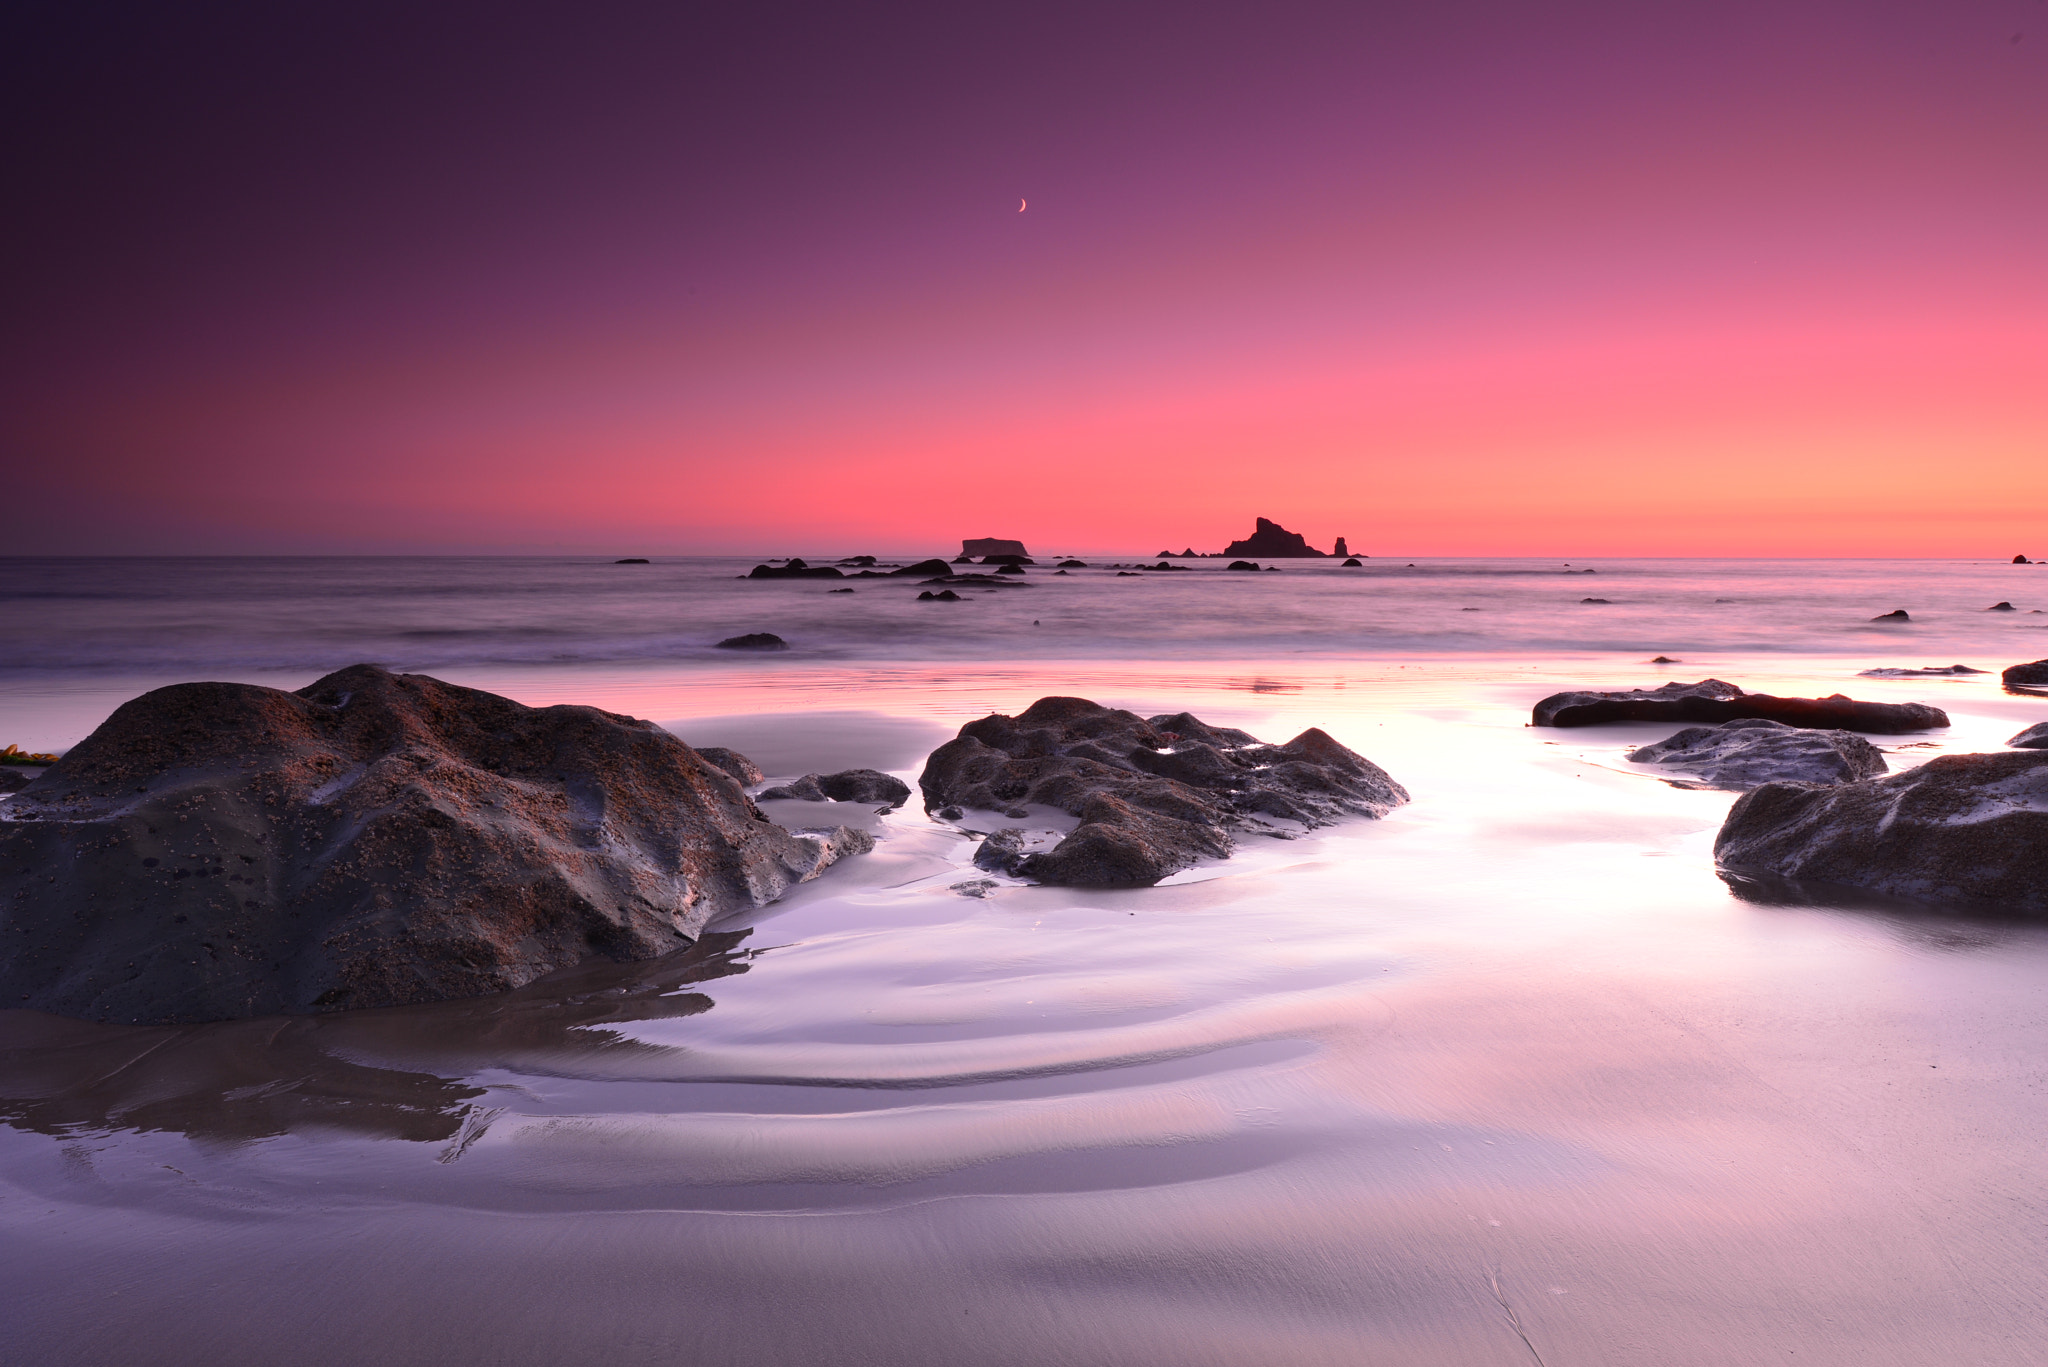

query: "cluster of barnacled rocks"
left=918, top=697, right=1408, bottom=886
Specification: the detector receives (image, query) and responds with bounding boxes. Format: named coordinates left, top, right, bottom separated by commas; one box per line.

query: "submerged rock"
left=918, top=697, right=1407, bottom=887
left=614, top=557, right=649, bottom=564
left=2008, top=722, right=2048, bottom=749
left=715, top=632, right=788, bottom=650
left=1223, top=517, right=1326, bottom=558
left=1532, top=679, right=1947, bottom=734
left=1989, top=602, right=2017, bottom=611
left=1341, top=557, right=1362, bottom=567
left=0, top=665, right=872, bottom=1025
left=1628, top=719, right=1887, bottom=789
left=746, top=559, right=843, bottom=580
left=1715, top=751, right=2048, bottom=914
left=918, top=589, right=962, bottom=601
left=1227, top=560, right=1261, bottom=572
left=1057, top=559, right=1088, bottom=569
left=1871, top=609, right=1911, bottom=622
left=760, top=769, right=911, bottom=806
left=1857, top=665, right=1986, bottom=677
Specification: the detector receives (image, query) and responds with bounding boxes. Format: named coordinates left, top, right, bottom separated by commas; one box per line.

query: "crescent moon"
left=1018, top=198, right=1027, bottom=212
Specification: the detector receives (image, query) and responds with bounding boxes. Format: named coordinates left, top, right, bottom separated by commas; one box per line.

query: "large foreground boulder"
left=1532, top=679, right=1947, bottom=734
left=0, top=665, right=871, bottom=1025
left=1715, top=751, right=2048, bottom=914
left=1627, top=719, right=1888, bottom=789
left=918, top=697, right=1407, bottom=886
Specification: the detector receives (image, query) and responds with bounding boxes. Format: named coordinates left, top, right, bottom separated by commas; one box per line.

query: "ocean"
left=4, top=554, right=2048, bottom=1365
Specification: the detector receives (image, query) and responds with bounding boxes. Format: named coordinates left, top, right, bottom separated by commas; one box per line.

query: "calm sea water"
left=5, top=556, right=2048, bottom=1365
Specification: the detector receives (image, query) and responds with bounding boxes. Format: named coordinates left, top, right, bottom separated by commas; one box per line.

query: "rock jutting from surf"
left=1531, top=679, right=1948, bottom=734
left=917, top=696, right=1408, bottom=887
left=1627, top=719, right=1888, bottom=789
left=1715, top=750, right=2048, bottom=914
left=0, top=665, right=872, bottom=1025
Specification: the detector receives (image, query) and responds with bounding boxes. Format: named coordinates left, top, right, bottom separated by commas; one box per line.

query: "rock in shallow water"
left=2008, top=722, right=2048, bottom=749
left=1715, top=750, right=2048, bottom=914
left=1532, top=678, right=1947, bottom=734
left=759, top=768, right=911, bottom=805
left=2005, top=659, right=2048, bottom=688
left=0, top=665, right=872, bottom=1025
left=919, top=697, right=1407, bottom=886
left=1627, top=719, right=1887, bottom=789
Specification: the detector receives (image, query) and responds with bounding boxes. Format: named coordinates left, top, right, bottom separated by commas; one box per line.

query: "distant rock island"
left=963, top=537, right=1028, bottom=558
left=1223, top=517, right=1328, bottom=558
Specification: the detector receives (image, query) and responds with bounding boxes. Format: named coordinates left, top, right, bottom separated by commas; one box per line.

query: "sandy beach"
left=5, top=555, right=2047, bottom=1363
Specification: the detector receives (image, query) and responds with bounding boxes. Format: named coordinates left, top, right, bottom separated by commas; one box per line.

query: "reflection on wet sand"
left=0, top=932, right=753, bottom=1146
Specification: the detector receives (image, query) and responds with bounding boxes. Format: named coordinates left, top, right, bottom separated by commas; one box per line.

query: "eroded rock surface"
left=2007, top=722, right=2048, bottom=749
left=918, top=697, right=1407, bottom=886
left=1627, top=719, right=1887, bottom=789
left=1532, top=679, right=1947, bottom=734
left=0, top=665, right=871, bottom=1025
left=1715, top=751, right=2048, bottom=914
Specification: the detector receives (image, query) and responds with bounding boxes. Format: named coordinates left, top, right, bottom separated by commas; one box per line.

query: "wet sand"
left=4, top=659, right=2047, bottom=1364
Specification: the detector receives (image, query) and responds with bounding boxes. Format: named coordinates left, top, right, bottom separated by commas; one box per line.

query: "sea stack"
left=1223, top=517, right=1327, bottom=558
left=962, top=537, right=1028, bottom=559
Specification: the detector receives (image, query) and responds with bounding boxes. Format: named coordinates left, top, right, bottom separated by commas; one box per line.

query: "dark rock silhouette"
left=760, top=769, right=911, bottom=805
left=1532, top=679, right=1948, bottom=733
left=918, top=589, right=962, bottom=601
left=747, top=559, right=842, bottom=580
left=1057, top=559, right=1088, bottom=568
left=1858, top=665, right=1985, bottom=677
left=614, top=557, right=649, bottom=564
left=1144, top=561, right=1190, bottom=572
left=918, top=697, right=1407, bottom=886
left=962, top=538, right=1028, bottom=558
left=829, top=587, right=855, bottom=593
left=2005, top=659, right=2048, bottom=688
left=1224, top=517, right=1326, bottom=558
left=1628, top=719, right=1887, bottom=789
left=1333, top=537, right=1349, bottom=557
left=997, top=564, right=1026, bottom=575
left=1651, top=656, right=1681, bottom=664
left=1581, top=597, right=1612, bottom=604
left=1342, top=557, right=1362, bottom=567
left=837, top=555, right=878, bottom=565
left=715, top=633, right=788, bottom=650
left=1716, top=751, right=2048, bottom=913
left=1871, top=609, right=1911, bottom=622
left=1227, top=560, right=1261, bottom=571
left=0, top=666, right=872, bottom=1025
left=891, top=559, right=954, bottom=576
left=952, top=554, right=974, bottom=563
left=2007, top=722, right=2048, bottom=749
left=1989, top=602, right=2017, bottom=611
left=2016, top=555, right=2031, bottom=564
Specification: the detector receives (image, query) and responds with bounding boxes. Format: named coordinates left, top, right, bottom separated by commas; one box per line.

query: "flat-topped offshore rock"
left=0, top=665, right=871, bottom=1025
left=1715, top=750, right=2048, bottom=914
left=918, top=697, right=1407, bottom=886
left=962, top=537, right=1028, bottom=559
left=1532, top=679, right=1947, bottom=734
left=1627, top=718, right=1887, bottom=789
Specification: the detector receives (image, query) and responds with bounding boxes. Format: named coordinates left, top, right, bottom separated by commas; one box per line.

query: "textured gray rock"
left=1627, top=719, right=1887, bottom=789
left=1715, top=751, right=2048, bottom=914
left=2007, top=722, right=2048, bottom=749
left=918, top=697, right=1407, bottom=887
left=972, top=828, right=1027, bottom=873
left=1532, top=679, right=1947, bottom=734
left=0, top=665, right=871, bottom=1025
left=760, top=769, right=911, bottom=805
left=694, top=747, right=765, bottom=786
